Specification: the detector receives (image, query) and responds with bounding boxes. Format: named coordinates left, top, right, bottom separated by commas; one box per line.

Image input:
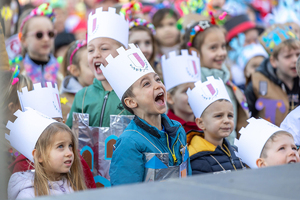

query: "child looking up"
left=245, top=24, right=300, bottom=126
left=152, top=8, right=181, bottom=58
left=161, top=50, right=201, bottom=132
left=19, top=3, right=59, bottom=86
left=183, top=19, right=249, bottom=144
left=60, top=40, right=94, bottom=121
left=66, top=7, right=132, bottom=128
left=101, top=44, right=190, bottom=185
left=6, top=109, right=86, bottom=199
left=187, top=77, right=245, bottom=174
left=235, top=118, right=299, bottom=168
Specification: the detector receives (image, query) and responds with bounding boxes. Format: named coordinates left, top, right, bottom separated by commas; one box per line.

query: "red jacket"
left=167, top=110, right=200, bottom=133
left=9, top=154, right=96, bottom=189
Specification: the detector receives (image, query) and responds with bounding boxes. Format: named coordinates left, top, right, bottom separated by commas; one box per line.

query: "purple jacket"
left=8, top=170, right=74, bottom=199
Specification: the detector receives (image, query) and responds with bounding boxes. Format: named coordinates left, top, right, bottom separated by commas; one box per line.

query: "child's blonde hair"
left=33, top=122, right=86, bottom=196
left=260, top=131, right=294, bottom=159
left=62, top=41, right=87, bottom=77
left=272, top=39, right=300, bottom=60
left=166, top=86, right=178, bottom=110
left=0, top=70, right=33, bottom=120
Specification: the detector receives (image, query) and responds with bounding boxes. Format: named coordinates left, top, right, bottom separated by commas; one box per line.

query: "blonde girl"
left=8, top=121, right=86, bottom=199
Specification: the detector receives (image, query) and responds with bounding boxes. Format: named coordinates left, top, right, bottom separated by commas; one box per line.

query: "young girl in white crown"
left=7, top=109, right=86, bottom=199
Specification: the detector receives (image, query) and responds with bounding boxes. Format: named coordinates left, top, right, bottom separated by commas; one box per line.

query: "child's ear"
left=256, top=158, right=267, bottom=168
left=188, top=47, right=200, bottom=57
left=124, top=96, right=138, bottom=110
left=32, top=149, right=43, bottom=163
left=166, top=92, right=174, bottom=105
left=8, top=102, right=20, bottom=114
left=269, top=55, right=277, bottom=69
left=195, top=117, right=205, bottom=130
left=69, top=64, right=80, bottom=77
left=20, top=35, right=28, bottom=48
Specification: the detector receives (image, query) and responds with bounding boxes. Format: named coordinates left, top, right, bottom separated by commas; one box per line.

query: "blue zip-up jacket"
left=109, top=114, right=191, bottom=186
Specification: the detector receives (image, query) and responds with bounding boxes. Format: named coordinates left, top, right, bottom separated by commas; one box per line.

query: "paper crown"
left=259, top=24, right=297, bottom=55
left=161, top=50, right=201, bottom=91
left=187, top=76, right=231, bottom=118
left=235, top=118, right=285, bottom=169
left=5, top=108, right=56, bottom=162
left=237, top=43, right=268, bottom=70
left=18, top=82, right=62, bottom=119
left=87, top=7, right=129, bottom=47
left=100, top=44, right=155, bottom=100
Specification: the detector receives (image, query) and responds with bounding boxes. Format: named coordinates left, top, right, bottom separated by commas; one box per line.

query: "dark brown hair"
left=152, top=8, right=180, bottom=28
left=121, top=85, right=135, bottom=114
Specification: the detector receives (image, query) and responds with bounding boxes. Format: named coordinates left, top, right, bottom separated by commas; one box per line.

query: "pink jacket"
left=8, top=170, right=74, bottom=199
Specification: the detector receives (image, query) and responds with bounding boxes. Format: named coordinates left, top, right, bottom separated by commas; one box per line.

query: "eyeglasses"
left=27, top=30, right=56, bottom=40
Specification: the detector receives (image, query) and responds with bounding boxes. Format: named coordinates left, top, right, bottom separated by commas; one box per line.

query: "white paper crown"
left=87, top=7, right=129, bottom=47
left=237, top=43, right=268, bottom=70
left=187, top=76, right=231, bottom=118
left=5, top=108, right=56, bottom=162
left=18, top=82, right=62, bottom=119
left=161, top=50, right=201, bottom=91
left=100, top=44, right=155, bottom=100
left=234, top=118, right=284, bottom=169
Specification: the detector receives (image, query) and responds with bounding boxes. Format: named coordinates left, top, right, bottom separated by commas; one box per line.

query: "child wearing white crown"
left=99, top=44, right=190, bottom=185
left=6, top=109, right=86, bottom=199
left=187, top=77, right=245, bottom=174
left=66, top=7, right=132, bottom=129
left=235, top=118, right=299, bottom=168
left=161, top=50, right=201, bottom=132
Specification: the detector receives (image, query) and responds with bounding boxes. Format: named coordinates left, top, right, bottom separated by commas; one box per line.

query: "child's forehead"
left=206, top=100, right=233, bottom=112
left=88, top=37, right=120, bottom=47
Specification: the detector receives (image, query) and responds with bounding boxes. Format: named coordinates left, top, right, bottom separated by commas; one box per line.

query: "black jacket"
left=187, top=131, right=245, bottom=175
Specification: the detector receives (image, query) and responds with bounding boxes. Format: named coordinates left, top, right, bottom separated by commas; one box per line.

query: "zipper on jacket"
left=41, top=64, right=45, bottom=85
left=99, top=92, right=110, bottom=127
left=165, top=133, right=179, bottom=164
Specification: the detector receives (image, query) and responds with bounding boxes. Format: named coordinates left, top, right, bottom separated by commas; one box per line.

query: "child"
left=228, top=34, right=268, bottom=88
left=10, top=82, right=96, bottom=189
left=183, top=19, right=249, bottom=144
left=66, top=7, right=132, bottom=129
left=6, top=109, right=86, bottom=198
left=280, top=56, right=300, bottom=147
left=235, top=118, right=299, bottom=168
left=19, top=3, right=60, bottom=86
left=101, top=44, right=190, bottom=185
left=152, top=8, right=181, bottom=58
left=245, top=24, right=300, bottom=126
left=129, top=18, right=157, bottom=71
left=161, top=49, right=201, bottom=132
left=187, top=76, right=245, bottom=174
left=60, top=40, right=94, bottom=121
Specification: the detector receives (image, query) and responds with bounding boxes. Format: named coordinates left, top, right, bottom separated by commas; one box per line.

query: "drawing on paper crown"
left=162, top=50, right=200, bottom=79
left=18, top=82, right=62, bottom=118
left=201, top=83, right=219, bottom=100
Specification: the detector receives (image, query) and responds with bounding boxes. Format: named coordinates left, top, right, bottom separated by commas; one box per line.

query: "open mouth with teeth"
left=64, top=160, right=72, bottom=165
left=94, top=62, right=102, bottom=74
left=155, top=92, right=165, bottom=105
left=288, top=160, right=297, bottom=164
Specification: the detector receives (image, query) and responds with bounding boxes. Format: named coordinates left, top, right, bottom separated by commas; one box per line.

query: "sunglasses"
left=27, top=30, right=56, bottom=39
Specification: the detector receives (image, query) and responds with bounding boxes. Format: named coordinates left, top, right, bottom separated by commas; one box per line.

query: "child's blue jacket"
left=109, top=114, right=191, bottom=186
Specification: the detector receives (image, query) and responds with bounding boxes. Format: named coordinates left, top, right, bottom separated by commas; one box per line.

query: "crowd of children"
left=1, top=0, right=300, bottom=199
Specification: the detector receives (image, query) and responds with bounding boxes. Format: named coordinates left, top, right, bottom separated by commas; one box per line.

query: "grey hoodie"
left=60, top=76, right=83, bottom=94
left=8, top=171, right=74, bottom=199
